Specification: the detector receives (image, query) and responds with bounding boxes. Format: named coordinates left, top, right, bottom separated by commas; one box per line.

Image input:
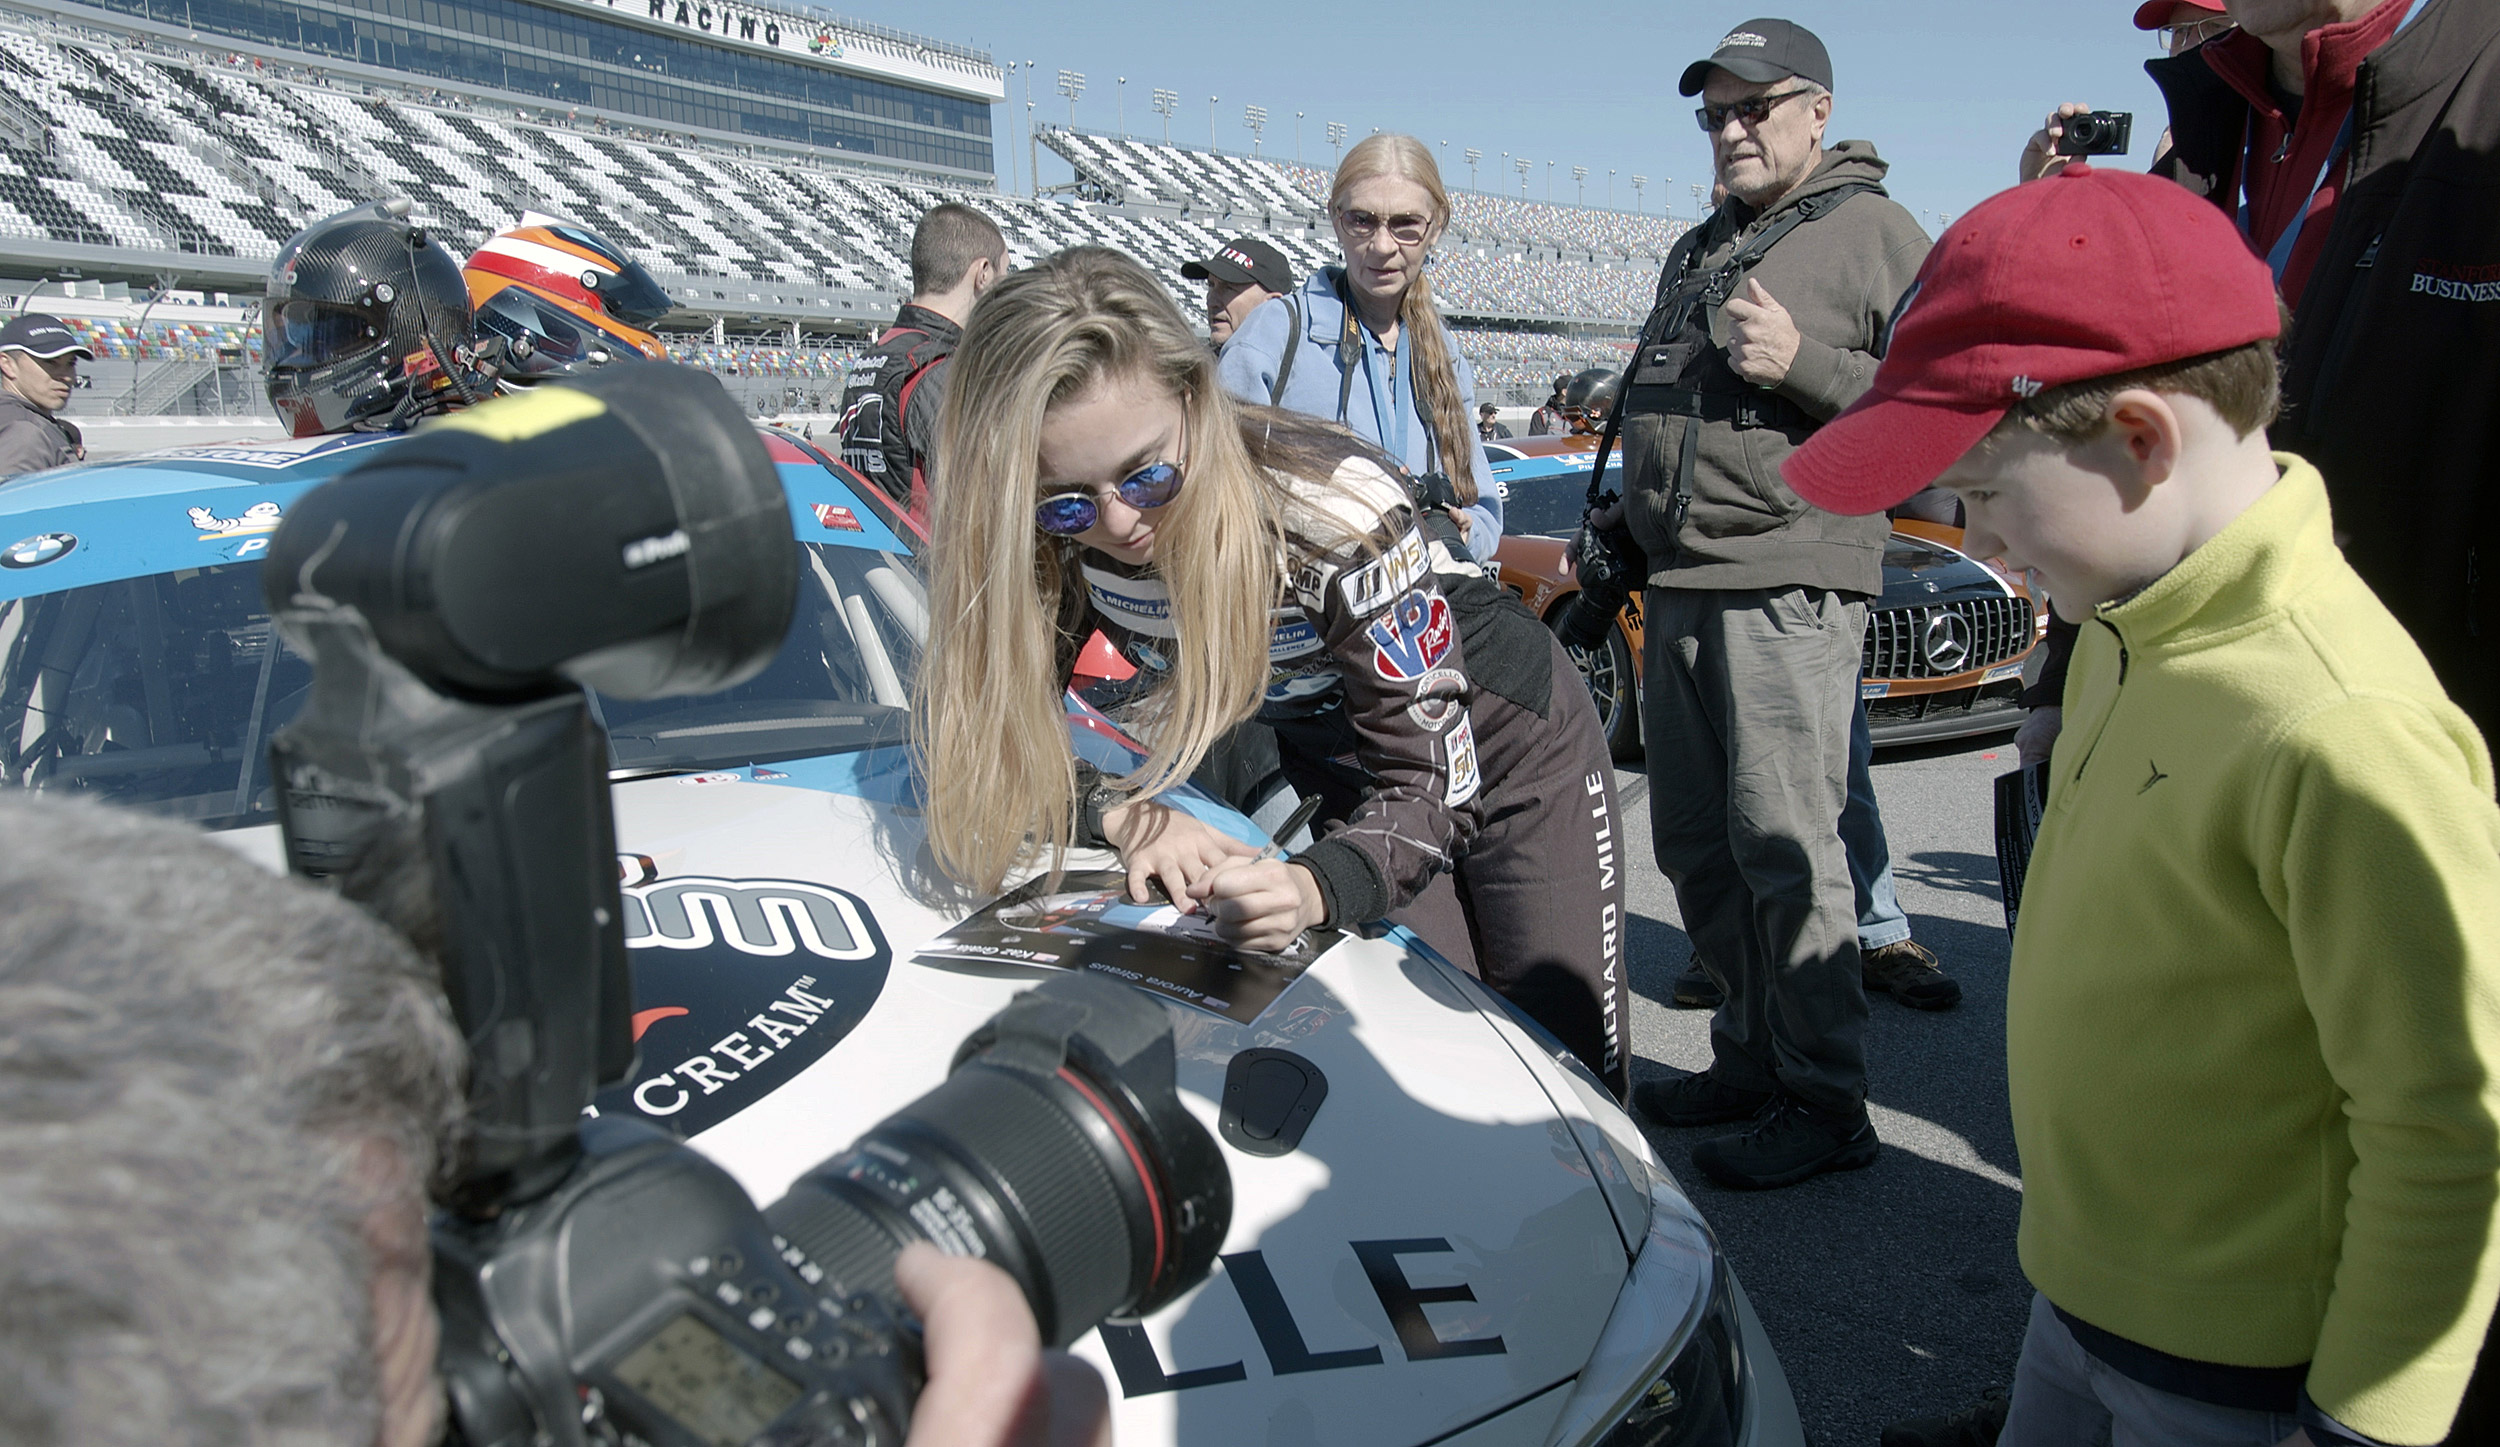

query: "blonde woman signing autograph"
left=913, top=248, right=1631, bottom=1096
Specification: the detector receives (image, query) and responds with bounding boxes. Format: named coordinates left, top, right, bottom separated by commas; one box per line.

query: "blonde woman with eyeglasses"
left=1217, top=133, right=1502, bottom=565
left=916, top=247, right=1630, bottom=1096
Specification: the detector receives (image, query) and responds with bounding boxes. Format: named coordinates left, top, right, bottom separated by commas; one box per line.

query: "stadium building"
left=0, top=0, right=1669, bottom=446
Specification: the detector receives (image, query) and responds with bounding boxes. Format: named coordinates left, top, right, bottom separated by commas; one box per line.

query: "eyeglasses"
left=2158, top=18, right=2233, bottom=52
left=1335, top=207, right=1432, bottom=245
left=1695, top=86, right=1818, bottom=133
left=1035, top=459, right=1186, bottom=536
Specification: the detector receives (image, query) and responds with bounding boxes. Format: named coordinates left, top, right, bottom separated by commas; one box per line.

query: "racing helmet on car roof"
left=264, top=197, right=486, bottom=437
left=464, top=212, right=671, bottom=383
left=1562, top=367, right=1620, bottom=433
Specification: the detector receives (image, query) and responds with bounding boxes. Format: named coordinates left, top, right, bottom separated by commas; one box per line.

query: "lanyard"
left=1358, top=319, right=1414, bottom=466
left=2239, top=0, right=2430, bottom=281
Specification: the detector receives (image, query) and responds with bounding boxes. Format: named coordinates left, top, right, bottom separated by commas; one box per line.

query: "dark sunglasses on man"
left=1335, top=207, right=1431, bottom=245
left=1695, top=86, right=1818, bottom=133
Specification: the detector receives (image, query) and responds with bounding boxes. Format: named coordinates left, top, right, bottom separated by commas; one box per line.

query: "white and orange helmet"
left=463, top=213, right=672, bottom=379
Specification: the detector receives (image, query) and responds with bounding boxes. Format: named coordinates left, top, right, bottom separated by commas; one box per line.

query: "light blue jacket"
left=1218, top=267, right=1502, bottom=559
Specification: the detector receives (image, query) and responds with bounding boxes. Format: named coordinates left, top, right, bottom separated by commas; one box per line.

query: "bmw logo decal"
left=1, top=532, right=75, bottom=568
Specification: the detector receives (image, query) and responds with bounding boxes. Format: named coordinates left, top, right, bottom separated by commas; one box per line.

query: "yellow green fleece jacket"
left=2010, top=456, right=2500, bottom=1445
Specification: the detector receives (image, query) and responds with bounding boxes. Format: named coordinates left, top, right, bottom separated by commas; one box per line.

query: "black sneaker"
left=1691, top=1096, right=1880, bottom=1189
left=1879, top=1387, right=2010, bottom=1447
left=1863, top=940, right=1963, bottom=1011
left=1672, top=958, right=1724, bottom=1009
left=1631, top=1070, right=1773, bottom=1128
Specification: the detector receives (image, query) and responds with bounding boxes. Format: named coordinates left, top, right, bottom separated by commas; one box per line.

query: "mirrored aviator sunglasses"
left=1035, top=460, right=1186, bottom=537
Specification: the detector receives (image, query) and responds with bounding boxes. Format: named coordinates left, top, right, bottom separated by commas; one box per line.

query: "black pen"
left=1250, top=795, right=1323, bottom=864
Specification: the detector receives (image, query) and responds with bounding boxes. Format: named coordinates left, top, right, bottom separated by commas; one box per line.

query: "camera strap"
left=1595, top=180, right=1880, bottom=520
left=1266, top=294, right=1303, bottom=406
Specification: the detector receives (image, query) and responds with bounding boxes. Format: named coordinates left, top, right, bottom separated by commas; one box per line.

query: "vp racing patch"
left=1367, top=588, right=1455, bottom=682
left=595, top=875, right=892, bottom=1139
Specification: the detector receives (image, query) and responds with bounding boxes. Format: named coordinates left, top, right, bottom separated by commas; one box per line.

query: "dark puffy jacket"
left=2149, top=0, right=2500, bottom=743
left=1618, top=141, right=1930, bottom=596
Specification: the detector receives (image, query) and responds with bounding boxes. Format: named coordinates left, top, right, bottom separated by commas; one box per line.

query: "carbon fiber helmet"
left=265, top=198, right=484, bottom=437
left=1562, top=367, right=1620, bottom=433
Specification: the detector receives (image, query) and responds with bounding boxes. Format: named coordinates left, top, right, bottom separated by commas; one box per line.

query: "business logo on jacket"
left=1368, top=588, right=1454, bottom=682
left=2410, top=260, right=2500, bottom=304
left=595, top=875, right=891, bottom=1138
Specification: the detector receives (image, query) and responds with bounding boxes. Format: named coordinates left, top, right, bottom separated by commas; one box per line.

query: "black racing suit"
left=1059, top=448, right=1631, bottom=1095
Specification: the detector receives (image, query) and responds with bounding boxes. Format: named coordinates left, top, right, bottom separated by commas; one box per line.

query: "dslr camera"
left=262, top=364, right=1231, bottom=1446
left=2055, top=109, right=2133, bottom=156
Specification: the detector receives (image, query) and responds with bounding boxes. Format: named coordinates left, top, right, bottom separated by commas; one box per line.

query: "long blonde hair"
left=1330, top=134, right=1477, bottom=506
left=916, top=246, right=1286, bottom=893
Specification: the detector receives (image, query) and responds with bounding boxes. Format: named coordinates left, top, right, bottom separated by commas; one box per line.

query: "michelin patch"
left=1405, top=667, right=1466, bottom=732
left=1367, top=587, right=1455, bottom=683
left=1082, top=563, right=1178, bottom=639
left=1443, top=713, right=1481, bottom=807
left=1339, top=530, right=1429, bottom=615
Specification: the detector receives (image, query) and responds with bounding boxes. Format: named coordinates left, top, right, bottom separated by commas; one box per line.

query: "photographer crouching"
left=0, top=363, right=1144, bottom=1446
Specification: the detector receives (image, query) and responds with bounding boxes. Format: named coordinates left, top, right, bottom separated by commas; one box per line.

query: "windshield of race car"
left=0, top=543, right=921, bottom=830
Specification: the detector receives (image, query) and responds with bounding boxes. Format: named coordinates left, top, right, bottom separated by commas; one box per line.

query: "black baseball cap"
left=0, top=313, right=93, bottom=360
left=1181, top=237, right=1294, bottom=296
left=1679, top=17, right=1833, bottom=96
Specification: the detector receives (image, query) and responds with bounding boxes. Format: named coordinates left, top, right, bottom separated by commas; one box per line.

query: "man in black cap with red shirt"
left=0, top=313, right=89, bottom=480
left=1183, top=236, right=1295, bottom=348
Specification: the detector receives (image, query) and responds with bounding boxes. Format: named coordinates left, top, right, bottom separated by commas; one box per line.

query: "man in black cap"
left=1182, top=236, right=1294, bottom=348
left=1618, top=17, right=1938, bottom=1188
left=0, top=313, right=89, bottom=479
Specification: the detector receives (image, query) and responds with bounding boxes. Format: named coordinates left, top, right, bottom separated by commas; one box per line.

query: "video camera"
left=262, top=363, right=1232, bottom=1446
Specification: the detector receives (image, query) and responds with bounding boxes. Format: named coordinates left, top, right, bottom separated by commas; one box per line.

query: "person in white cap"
left=0, top=312, right=89, bottom=479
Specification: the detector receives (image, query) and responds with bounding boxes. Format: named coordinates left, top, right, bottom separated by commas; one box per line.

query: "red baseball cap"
left=1782, top=164, right=2280, bottom=517
left=2132, top=0, right=2226, bottom=30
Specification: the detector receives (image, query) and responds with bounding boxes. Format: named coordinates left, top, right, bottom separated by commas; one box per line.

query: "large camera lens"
left=764, top=974, right=1231, bottom=1348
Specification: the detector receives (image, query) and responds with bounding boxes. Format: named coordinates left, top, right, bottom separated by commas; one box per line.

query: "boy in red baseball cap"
left=1789, top=164, right=2500, bottom=1447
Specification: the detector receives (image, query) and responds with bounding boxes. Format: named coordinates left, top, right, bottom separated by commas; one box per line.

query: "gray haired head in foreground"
left=0, top=794, right=463, bottom=1447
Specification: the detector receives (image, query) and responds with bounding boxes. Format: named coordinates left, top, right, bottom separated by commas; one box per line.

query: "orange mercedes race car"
left=1486, top=435, right=2048, bottom=757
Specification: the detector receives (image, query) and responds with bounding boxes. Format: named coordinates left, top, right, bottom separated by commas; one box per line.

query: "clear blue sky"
left=876, top=0, right=2172, bottom=232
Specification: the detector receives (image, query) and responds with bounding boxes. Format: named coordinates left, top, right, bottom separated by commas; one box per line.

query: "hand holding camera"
left=2021, top=103, right=2135, bottom=181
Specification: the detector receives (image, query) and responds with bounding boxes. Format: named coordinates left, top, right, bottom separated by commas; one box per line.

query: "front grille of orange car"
left=1863, top=596, right=2035, bottom=681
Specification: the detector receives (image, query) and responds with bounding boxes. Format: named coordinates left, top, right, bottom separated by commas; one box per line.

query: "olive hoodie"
left=1619, top=140, right=1929, bottom=596
left=2012, top=457, right=2500, bottom=1444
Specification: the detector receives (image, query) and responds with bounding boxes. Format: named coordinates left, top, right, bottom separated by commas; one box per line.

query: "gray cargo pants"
left=1641, top=584, right=1869, bottom=1113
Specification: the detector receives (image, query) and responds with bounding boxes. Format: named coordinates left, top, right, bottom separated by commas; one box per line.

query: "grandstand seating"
left=0, top=11, right=1661, bottom=410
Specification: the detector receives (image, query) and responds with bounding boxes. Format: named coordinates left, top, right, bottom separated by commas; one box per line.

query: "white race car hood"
left=593, top=750, right=1642, bottom=1447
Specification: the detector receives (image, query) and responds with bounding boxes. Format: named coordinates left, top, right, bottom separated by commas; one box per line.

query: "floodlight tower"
left=1545, top=158, right=1555, bottom=201
left=1691, top=182, right=1704, bottom=218
left=1208, top=95, right=1218, bottom=149
left=1116, top=76, right=1126, bottom=136
left=1572, top=165, right=1587, bottom=206
left=1607, top=167, right=1615, bottom=206
left=1514, top=156, right=1530, bottom=194
left=1327, top=120, right=1347, bottom=168
left=1244, top=104, right=1267, bottom=155
left=1151, top=88, right=1178, bottom=145
left=1631, top=174, right=1646, bottom=212
left=1295, top=110, right=1304, bottom=162
left=1056, top=69, right=1084, bottom=129
left=1464, top=147, right=1482, bottom=191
